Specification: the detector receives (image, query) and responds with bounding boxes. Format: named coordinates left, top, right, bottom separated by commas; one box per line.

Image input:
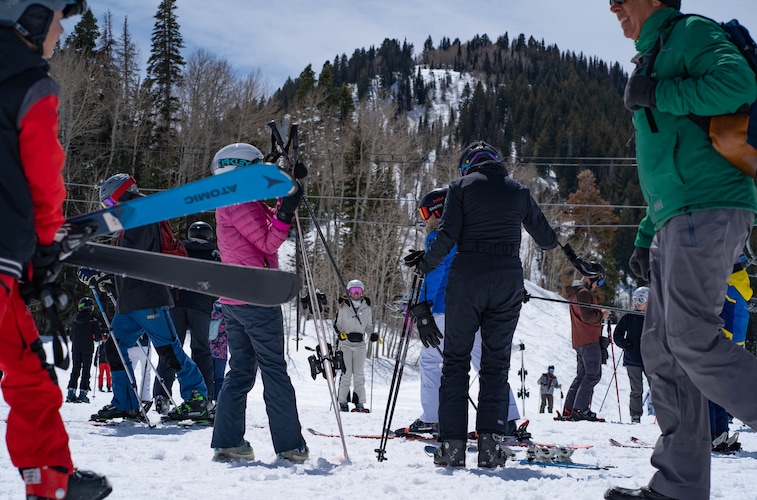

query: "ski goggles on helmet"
left=418, top=204, right=442, bottom=221
left=347, top=286, right=364, bottom=295
left=101, top=176, right=138, bottom=208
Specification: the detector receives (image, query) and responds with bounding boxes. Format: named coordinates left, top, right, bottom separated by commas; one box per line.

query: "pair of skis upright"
left=60, top=164, right=300, bottom=306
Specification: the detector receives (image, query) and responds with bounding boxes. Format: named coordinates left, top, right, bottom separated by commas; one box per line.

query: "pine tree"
left=144, top=0, right=185, bottom=183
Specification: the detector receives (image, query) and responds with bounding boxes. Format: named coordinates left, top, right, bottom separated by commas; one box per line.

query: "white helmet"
left=210, top=143, right=263, bottom=176
left=632, top=287, right=649, bottom=307
left=347, top=279, right=365, bottom=294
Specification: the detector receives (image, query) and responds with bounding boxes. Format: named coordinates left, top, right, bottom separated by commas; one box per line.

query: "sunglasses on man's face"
left=609, top=0, right=626, bottom=5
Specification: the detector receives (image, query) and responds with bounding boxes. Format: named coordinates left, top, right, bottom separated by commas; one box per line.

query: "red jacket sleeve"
left=19, top=94, right=66, bottom=245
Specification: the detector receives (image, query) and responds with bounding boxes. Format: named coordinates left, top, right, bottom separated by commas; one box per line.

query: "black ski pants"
left=439, top=254, right=523, bottom=441
left=67, top=352, right=93, bottom=391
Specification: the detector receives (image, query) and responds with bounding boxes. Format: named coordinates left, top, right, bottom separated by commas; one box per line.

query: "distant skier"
left=334, top=279, right=375, bottom=412
left=92, top=174, right=209, bottom=423
left=612, top=286, right=650, bottom=423
left=154, top=220, right=219, bottom=412
left=208, top=143, right=308, bottom=463
left=537, top=366, right=561, bottom=414
left=66, top=297, right=104, bottom=403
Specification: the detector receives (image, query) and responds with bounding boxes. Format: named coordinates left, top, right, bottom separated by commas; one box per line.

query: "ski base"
left=518, top=459, right=615, bottom=470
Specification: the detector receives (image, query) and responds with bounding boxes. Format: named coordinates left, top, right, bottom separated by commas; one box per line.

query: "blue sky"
left=68, top=1, right=757, bottom=93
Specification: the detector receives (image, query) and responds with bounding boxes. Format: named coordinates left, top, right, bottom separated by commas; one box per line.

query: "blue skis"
left=62, top=165, right=296, bottom=252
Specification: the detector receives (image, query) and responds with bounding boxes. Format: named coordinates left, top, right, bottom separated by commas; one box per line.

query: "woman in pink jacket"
left=209, top=143, right=309, bottom=463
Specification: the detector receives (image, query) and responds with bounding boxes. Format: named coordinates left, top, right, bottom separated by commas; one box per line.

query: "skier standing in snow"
left=0, top=1, right=112, bottom=498
left=209, top=143, right=309, bottom=463
left=93, top=174, right=209, bottom=423
left=97, top=336, right=112, bottom=392
left=154, top=220, right=219, bottom=412
left=612, top=286, right=650, bottom=423
left=66, top=297, right=103, bottom=403
left=709, top=256, right=752, bottom=452
left=537, top=365, right=560, bottom=414
left=606, top=1, right=757, bottom=498
left=401, top=187, right=522, bottom=437
left=335, top=279, right=375, bottom=412
left=405, top=141, right=595, bottom=468
left=562, top=275, right=609, bottom=421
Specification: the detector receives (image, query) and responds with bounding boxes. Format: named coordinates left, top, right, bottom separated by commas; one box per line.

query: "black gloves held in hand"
left=370, top=332, right=379, bottom=342
left=629, top=246, right=650, bottom=281
left=409, top=301, right=442, bottom=348
left=404, top=249, right=425, bottom=268
left=29, top=243, right=62, bottom=285
left=276, top=182, right=303, bottom=224
left=624, top=74, right=657, bottom=112
left=562, top=243, right=600, bottom=279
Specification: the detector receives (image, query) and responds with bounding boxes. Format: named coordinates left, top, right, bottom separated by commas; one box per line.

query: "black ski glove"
left=409, top=301, right=442, bottom=348
left=404, top=249, right=425, bottom=268
left=561, top=243, right=599, bottom=279
left=370, top=332, right=379, bottom=342
left=293, top=160, right=308, bottom=180
left=629, top=246, right=650, bottom=281
left=624, top=74, right=657, bottom=112
left=276, top=182, right=303, bottom=224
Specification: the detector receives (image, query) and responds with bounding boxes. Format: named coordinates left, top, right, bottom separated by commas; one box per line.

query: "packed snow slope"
left=2, top=279, right=756, bottom=499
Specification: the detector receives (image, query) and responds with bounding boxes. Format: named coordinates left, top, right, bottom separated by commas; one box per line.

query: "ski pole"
left=266, top=121, right=363, bottom=325
left=296, top=215, right=349, bottom=460
left=524, top=292, right=643, bottom=316
left=598, top=346, right=624, bottom=413
left=89, top=285, right=153, bottom=426
left=607, top=321, right=622, bottom=423
left=376, top=272, right=422, bottom=462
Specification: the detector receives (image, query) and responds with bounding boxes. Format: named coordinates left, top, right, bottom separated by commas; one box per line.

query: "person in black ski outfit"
left=613, top=286, right=649, bottom=423
left=66, top=297, right=103, bottom=403
left=405, top=141, right=598, bottom=468
left=153, top=221, right=219, bottom=412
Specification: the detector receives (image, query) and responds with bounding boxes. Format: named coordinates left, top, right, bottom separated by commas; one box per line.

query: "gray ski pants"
left=643, top=209, right=757, bottom=500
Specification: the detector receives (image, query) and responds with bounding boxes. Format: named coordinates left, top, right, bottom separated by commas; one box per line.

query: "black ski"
left=65, top=242, right=300, bottom=306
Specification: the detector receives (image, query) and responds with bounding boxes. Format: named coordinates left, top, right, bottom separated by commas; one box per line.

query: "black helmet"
left=100, top=173, right=140, bottom=208
left=78, top=297, right=94, bottom=312
left=0, top=1, right=87, bottom=54
left=458, top=141, right=502, bottom=176
left=418, top=187, right=447, bottom=220
left=188, top=221, right=213, bottom=241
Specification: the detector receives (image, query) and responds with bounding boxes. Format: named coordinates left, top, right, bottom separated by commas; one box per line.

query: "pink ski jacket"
left=216, top=199, right=289, bottom=305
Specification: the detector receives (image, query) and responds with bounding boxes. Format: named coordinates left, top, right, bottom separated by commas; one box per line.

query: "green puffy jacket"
left=632, top=8, right=757, bottom=248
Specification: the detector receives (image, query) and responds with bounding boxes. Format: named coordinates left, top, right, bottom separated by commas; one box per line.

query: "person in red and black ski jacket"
left=0, top=2, right=111, bottom=498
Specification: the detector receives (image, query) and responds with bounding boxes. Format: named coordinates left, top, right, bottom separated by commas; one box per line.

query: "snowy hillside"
left=2, top=275, right=757, bottom=500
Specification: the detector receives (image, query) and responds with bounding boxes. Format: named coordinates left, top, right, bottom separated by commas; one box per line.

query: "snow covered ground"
left=2, top=279, right=757, bottom=499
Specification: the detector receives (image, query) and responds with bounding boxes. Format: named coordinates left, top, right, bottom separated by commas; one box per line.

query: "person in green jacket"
left=606, top=1, right=757, bottom=500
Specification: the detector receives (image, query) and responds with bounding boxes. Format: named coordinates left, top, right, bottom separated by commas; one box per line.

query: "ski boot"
left=213, top=441, right=255, bottom=462
left=167, top=390, right=209, bottom=421
left=276, top=444, right=310, bottom=463
left=403, top=419, right=439, bottom=435
left=154, top=395, right=170, bottom=415
left=351, top=404, right=370, bottom=413
left=23, top=466, right=111, bottom=500
left=339, top=403, right=349, bottom=412
left=477, top=432, right=509, bottom=468
left=66, top=389, right=77, bottom=403
left=433, top=440, right=466, bottom=467
left=77, top=391, right=90, bottom=404
left=604, top=486, right=674, bottom=499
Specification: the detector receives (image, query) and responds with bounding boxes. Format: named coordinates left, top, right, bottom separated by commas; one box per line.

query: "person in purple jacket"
left=209, top=143, right=309, bottom=464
